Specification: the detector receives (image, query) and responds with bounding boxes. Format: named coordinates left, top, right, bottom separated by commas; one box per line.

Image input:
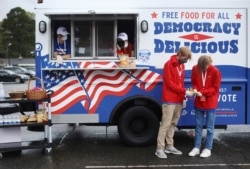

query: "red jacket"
left=191, top=64, right=221, bottom=110
left=162, top=55, right=186, bottom=103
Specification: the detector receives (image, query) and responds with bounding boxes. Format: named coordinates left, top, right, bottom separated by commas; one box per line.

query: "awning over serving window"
left=45, top=13, right=137, bottom=20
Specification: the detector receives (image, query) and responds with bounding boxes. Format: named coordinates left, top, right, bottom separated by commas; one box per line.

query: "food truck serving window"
left=50, top=14, right=137, bottom=60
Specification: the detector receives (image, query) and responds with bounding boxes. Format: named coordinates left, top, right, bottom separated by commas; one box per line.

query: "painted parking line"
left=86, top=163, right=250, bottom=168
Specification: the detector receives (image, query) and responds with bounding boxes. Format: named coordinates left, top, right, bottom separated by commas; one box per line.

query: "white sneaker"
left=155, top=149, right=167, bottom=159
left=164, top=146, right=182, bottom=155
left=200, top=149, right=211, bottom=158
left=188, top=147, right=200, bottom=157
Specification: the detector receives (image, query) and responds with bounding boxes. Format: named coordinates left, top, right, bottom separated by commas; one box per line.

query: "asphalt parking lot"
left=1, top=83, right=250, bottom=169
left=0, top=124, right=250, bottom=169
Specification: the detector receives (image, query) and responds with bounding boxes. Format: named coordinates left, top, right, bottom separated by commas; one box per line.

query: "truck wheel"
left=118, top=106, right=159, bottom=146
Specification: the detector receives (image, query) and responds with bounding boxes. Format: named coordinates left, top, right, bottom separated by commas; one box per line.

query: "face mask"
left=117, top=41, right=125, bottom=48
left=61, top=35, right=68, bottom=41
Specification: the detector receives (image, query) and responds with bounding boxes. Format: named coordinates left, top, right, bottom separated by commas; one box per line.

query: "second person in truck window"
left=116, top=32, right=134, bottom=57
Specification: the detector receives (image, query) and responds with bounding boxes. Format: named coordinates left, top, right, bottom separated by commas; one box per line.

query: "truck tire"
left=118, top=106, right=159, bottom=146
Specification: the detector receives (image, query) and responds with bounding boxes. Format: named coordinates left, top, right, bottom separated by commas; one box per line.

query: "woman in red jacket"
left=188, top=55, right=221, bottom=158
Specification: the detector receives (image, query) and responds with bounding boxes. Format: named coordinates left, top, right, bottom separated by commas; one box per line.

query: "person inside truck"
left=116, top=32, right=134, bottom=57
left=53, top=26, right=71, bottom=61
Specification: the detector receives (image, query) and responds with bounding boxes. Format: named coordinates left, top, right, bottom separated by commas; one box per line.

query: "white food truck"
left=34, top=0, right=250, bottom=146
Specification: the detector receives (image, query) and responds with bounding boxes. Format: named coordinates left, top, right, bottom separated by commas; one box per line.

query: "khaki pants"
left=156, top=104, right=182, bottom=150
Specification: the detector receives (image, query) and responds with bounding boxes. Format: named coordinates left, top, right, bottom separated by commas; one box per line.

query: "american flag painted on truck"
left=39, top=54, right=162, bottom=115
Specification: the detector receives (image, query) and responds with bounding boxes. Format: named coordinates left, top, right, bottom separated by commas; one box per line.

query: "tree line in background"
left=0, top=7, right=35, bottom=63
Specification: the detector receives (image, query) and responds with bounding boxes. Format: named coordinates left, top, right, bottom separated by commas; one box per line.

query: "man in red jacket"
left=188, top=55, right=221, bottom=158
left=155, top=46, right=193, bottom=159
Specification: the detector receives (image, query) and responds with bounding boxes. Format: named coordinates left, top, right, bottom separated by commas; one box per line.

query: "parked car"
left=22, top=66, right=36, bottom=72
left=0, top=69, right=30, bottom=83
left=3, top=66, right=35, bottom=78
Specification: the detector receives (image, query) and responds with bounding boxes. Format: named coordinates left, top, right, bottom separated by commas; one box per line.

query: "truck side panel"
left=35, top=0, right=250, bottom=126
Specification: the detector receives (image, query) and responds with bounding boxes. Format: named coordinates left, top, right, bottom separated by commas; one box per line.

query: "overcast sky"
left=1, top=0, right=36, bottom=20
